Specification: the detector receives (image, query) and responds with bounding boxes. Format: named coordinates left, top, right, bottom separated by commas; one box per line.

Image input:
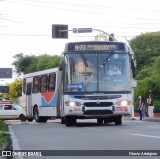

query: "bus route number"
left=75, top=45, right=86, bottom=51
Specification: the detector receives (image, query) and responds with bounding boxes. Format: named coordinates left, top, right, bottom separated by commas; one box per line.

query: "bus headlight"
left=65, top=101, right=81, bottom=107
left=116, top=100, right=131, bottom=107
left=121, top=101, right=128, bottom=106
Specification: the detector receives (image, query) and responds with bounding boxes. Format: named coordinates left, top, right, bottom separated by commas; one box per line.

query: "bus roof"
left=23, top=67, right=58, bottom=78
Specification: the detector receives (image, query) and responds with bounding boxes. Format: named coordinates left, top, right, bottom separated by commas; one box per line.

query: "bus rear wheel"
left=34, top=107, right=48, bottom=123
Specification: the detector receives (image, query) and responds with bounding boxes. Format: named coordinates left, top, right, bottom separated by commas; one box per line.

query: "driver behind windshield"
left=108, top=63, right=121, bottom=76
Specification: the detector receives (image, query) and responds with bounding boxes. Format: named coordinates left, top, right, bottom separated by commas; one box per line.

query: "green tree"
left=3, top=79, right=22, bottom=103
left=12, top=53, right=37, bottom=75
left=130, top=32, right=160, bottom=101
left=130, top=32, right=160, bottom=71
left=12, top=53, right=61, bottom=75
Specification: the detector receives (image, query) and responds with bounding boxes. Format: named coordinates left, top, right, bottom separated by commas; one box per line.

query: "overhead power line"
left=0, top=17, right=28, bottom=23
left=18, top=0, right=160, bottom=13
left=0, top=33, right=51, bottom=37
left=4, top=0, right=160, bottom=21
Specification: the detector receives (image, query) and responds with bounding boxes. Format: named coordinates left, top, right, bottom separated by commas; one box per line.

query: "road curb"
left=123, top=116, right=160, bottom=122
left=143, top=117, right=160, bottom=122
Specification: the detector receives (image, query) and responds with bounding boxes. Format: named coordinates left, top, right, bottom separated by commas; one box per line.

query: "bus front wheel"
left=65, top=117, right=76, bottom=127
left=61, top=117, right=65, bottom=124
left=114, top=116, right=122, bottom=125
left=97, top=118, right=103, bottom=124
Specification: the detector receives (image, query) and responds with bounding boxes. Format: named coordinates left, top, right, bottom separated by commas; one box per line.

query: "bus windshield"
left=64, top=52, right=131, bottom=93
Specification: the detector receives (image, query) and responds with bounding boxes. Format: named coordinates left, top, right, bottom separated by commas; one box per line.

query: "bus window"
left=26, top=82, right=32, bottom=95
left=40, top=75, right=48, bottom=93
left=23, top=78, right=26, bottom=94
left=48, top=74, right=56, bottom=92
left=32, top=76, right=39, bottom=93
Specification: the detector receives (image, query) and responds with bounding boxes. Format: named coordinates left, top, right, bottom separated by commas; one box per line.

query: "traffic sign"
left=0, top=68, right=12, bottom=78
left=0, top=86, right=9, bottom=93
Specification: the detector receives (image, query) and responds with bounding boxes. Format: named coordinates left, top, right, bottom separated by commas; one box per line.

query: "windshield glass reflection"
left=64, top=52, right=130, bottom=92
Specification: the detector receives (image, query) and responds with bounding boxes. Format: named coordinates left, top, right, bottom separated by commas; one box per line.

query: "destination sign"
left=66, top=42, right=125, bottom=52
left=74, top=44, right=118, bottom=51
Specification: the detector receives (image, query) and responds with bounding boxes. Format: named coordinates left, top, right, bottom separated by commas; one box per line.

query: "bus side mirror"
left=132, top=79, right=137, bottom=88
left=58, top=61, right=64, bottom=71
left=131, top=59, right=136, bottom=78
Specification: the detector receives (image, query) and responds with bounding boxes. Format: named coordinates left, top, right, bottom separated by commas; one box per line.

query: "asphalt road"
left=4, top=118, right=160, bottom=159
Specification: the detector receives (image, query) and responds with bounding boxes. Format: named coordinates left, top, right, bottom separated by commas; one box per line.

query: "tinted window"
left=26, top=83, right=32, bottom=95
left=40, top=75, right=48, bottom=93
left=4, top=105, right=12, bottom=110
left=48, top=74, right=56, bottom=92
left=23, top=78, right=26, bottom=94
left=33, top=76, right=39, bottom=93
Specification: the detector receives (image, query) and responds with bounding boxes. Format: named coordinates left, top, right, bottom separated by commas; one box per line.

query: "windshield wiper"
left=101, top=54, right=113, bottom=66
left=80, top=52, right=88, bottom=67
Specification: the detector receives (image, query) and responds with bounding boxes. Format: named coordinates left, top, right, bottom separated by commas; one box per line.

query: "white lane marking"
left=86, top=127, right=104, bottom=131
left=131, top=133, right=160, bottom=139
left=9, top=125, right=23, bottom=159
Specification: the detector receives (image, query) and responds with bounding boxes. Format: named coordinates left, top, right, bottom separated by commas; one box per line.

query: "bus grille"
left=84, top=110, right=113, bottom=115
left=84, top=102, right=113, bottom=107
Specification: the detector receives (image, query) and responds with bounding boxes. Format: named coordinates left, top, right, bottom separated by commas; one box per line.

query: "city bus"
left=22, top=40, right=136, bottom=126
left=22, top=68, right=62, bottom=122
left=59, top=41, right=136, bottom=126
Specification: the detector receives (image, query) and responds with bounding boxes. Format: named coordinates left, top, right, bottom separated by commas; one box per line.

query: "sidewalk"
left=133, top=112, right=160, bottom=122
left=124, top=115, right=160, bottom=122
left=143, top=117, right=160, bottom=122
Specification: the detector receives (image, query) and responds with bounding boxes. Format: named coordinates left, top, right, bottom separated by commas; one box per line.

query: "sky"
left=0, top=0, right=160, bottom=83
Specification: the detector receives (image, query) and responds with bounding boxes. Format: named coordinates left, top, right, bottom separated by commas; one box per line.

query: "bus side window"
left=48, top=74, right=56, bottom=92
left=23, top=78, right=26, bottom=94
left=26, top=82, right=32, bottom=95
left=40, top=75, right=48, bottom=93
left=32, top=76, right=39, bottom=93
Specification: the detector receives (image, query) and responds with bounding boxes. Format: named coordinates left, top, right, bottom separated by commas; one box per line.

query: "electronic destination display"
left=65, top=42, right=126, bottom=52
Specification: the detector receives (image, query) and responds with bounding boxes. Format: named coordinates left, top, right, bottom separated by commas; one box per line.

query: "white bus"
left=22, top=68, right=62, bottom=122
left=22, top=41, right=136, bottom=126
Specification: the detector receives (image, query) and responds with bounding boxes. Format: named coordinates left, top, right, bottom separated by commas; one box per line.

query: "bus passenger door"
left=26, top=82, right=32, bottom=117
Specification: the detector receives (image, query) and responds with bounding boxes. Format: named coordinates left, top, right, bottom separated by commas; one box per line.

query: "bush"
left=153, top=100, right=160, bottom=113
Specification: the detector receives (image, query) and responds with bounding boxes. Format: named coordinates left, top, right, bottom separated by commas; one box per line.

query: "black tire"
left=34, top=107, right=48, bottom=123
left=114, top=116, right=122, bottom=125
left=34, top=107, right=40, bottom=122
left=40, top=117, right=48, bottom=123
left=65, top=117, right=76, bottom=127
left=61, top=117, right=65, bottom=124
left=97, top=118, right=103, bottom=124
left=19, top=114, right=26, bottom=122
left=34, top=107, right=43, bottom=122
left=27, top=118, right=34, bottom=122
left=103, top=118, right=109, bottom=124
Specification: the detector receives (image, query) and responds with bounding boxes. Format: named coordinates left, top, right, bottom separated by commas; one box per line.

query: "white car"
left=0, top=100, right=26, bottom=121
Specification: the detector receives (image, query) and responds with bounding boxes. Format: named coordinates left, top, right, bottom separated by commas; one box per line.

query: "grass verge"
left=0, top=120, right=9, bottom=150
left=0, top=133, right=10, bottom=150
